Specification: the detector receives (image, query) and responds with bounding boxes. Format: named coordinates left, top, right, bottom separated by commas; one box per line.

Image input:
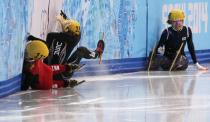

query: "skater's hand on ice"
left=195, top=63, right=208, bottom=70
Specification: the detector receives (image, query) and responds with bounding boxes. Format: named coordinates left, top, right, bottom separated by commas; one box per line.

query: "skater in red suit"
left=21, top=40, right=83, bottom=90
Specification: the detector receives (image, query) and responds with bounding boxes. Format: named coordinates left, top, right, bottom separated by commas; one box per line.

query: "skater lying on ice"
left=21, top=40, right=85, bottom=90
left=148, top=9, right=208, bottom=71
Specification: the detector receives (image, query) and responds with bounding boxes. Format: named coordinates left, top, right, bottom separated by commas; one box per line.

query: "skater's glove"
left=158, top=46, right=165, bottom=55
left=60, top=10, right=67, bottom=19
left=195, top=62, right=208, bottom=70
left=65, top=63, right=80, bottom=73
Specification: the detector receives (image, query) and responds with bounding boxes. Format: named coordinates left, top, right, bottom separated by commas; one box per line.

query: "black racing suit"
left=43, top=32, right=99, bottom=80
left=153, top=26, right=197, bottom=70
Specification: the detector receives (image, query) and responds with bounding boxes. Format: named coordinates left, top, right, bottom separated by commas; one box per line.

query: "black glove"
left=60, top=10, right=67, bottom=19
left=64, top=79, right=78, bottom=88
left=65, top=63, right=80, bottom=73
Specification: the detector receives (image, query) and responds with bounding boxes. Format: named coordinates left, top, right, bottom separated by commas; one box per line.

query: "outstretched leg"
left=67, top=46, right=98, bottom=64
left=174, top=55, right=189, bottom=71
left=161, top=55, right=189, bottom=71
left=68, top=39, right=105, bottom=64
left=55, top=40, right=105, bottom=81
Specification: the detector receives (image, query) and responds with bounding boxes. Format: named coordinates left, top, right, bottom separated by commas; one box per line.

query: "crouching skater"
left=148, top=9, right=208, bottom=71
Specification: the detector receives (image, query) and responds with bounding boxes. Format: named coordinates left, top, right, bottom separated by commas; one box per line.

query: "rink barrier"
left=73, top=57, right=146, bottom=77
left=0, top=74, right=21, bottom=98
left=1, top=49, right=210, bottom=98
left=186, top=49, right=210, bottom=63
left=74, top=49, right=210, bottom=77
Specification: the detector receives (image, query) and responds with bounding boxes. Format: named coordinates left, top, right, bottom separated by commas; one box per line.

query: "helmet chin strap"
left=172, top=26, right=183, bottom=31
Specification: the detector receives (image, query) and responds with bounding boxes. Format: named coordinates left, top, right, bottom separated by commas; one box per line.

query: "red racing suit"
left=23, top=60, right=68, bottom=90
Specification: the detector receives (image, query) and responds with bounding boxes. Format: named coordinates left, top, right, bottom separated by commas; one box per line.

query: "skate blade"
left=99, top=55, right=102, bottom=64
left=76, top=80, right=86, bottom=86
left=75, top=64, right=85, bottom=71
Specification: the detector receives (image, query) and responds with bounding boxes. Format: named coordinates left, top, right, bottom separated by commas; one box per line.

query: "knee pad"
left=147, top=53, right=163, bottom=70
left=162, top=55, right=189, bottom=71
left=76, top=47, right=90, bottom=57
left=160, top=57, right=172, bottom=70
left=175, top=55, right=189, bottom=70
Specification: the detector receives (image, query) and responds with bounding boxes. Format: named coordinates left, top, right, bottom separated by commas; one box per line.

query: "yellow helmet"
left=63, top=19, right=80, bottom=36
left=167, top=9, right=185, bottom=23
left=26, top=40, right=49, bottom=60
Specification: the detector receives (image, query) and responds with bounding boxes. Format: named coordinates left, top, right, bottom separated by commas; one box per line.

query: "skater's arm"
left=46, top=32, right=69, bottom=48
left=50, top=64, right=66, bottom=75
left=46, top=32, right=59, bottom=46
left=46, top=32, right=81, bottom=44
left=187, top=27, right=208, bottom=70
left=154, top=29, right=167, bottom=54
left=186, top=27, right=197, bottom=64
left=50, top=64, right=79, bottom=75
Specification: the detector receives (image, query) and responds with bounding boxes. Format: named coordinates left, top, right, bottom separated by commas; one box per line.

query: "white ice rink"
left=1, top=65, right=210, bottom=122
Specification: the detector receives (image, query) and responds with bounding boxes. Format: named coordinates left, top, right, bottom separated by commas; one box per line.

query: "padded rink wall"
left=1, top=0, right=210, bottom=97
